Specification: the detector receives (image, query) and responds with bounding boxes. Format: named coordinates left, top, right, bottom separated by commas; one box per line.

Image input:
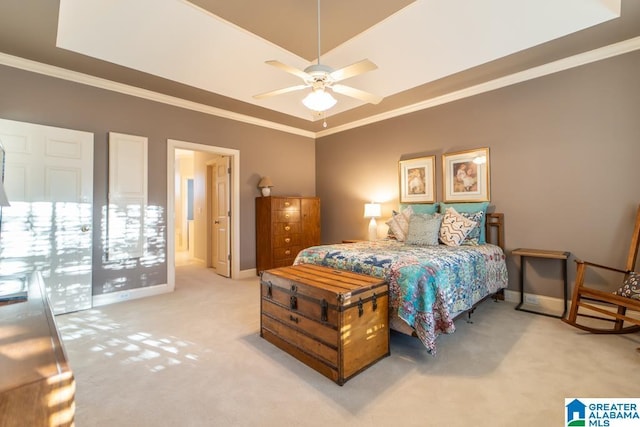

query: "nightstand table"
left=512, top=248, right=570, bottom=319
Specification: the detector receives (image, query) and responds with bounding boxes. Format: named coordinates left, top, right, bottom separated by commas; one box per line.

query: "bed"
left=293, top=204, right=508, bottom=354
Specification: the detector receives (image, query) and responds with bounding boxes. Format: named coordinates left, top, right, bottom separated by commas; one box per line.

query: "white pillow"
left=439, top=207, right=476, bottom=246
left=385, top=206, right=413, bottom=241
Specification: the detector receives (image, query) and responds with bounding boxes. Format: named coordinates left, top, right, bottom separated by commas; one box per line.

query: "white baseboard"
left=504, top=289, right=567, bottom=315
left=91, top=268, right=262, bottom=309
left=238, top=268, right=257, bottom=279
left=92, top=283, right=171, bottom=307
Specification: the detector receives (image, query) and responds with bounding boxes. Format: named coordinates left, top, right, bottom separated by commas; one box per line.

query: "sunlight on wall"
left=0, top=201, right=167, bottom=313
left=106, top=203, right=144, bottom=260
left=0, top=201, right=93, bottom=313
left=101, top=204, right=166, bottom=267
left=100, top=204, right=166, bottom=294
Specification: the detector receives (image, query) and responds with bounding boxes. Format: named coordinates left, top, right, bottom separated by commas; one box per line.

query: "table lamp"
left=364, top=203, right=381, bottom=241
left=258, top=176, right=273, bottom=197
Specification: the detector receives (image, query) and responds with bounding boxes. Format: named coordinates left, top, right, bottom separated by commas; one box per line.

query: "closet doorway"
left=167, top=140, right=239, bottom=290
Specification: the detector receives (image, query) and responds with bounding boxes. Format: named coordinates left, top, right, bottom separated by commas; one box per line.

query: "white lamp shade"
left=258, top=176, right=273, bottom=188
left=364, top=203, right=381, bottom=218
left=258, top=176, right=273, bottom=197
left=302, top=89, right=337, bottom=112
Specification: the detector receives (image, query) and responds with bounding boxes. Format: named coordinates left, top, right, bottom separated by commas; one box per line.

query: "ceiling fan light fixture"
left=302, top=88, right=337, bottom=112
left=255, top=0, right=381, bottom=115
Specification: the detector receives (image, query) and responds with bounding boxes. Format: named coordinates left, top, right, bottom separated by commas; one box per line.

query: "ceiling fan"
left=253, top=0, right=383, bottom=113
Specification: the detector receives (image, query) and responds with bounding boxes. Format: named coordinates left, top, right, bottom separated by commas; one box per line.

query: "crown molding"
left=1, top=35, right=639, bottom=140
left=0, top=52, right=315, bottom=139
left=317, top=35, right=640, bottom=138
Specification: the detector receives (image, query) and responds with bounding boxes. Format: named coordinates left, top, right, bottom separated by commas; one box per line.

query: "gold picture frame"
left=442, top=148, right=490, bottom=202
left=399, top=156, right=436, bottom=203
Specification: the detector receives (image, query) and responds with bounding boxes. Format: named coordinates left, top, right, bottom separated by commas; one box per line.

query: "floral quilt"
left=294, top=240, right=508, bottom=354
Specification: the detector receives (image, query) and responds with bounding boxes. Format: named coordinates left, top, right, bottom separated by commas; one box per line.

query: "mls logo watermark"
left=566, top=398, right=640, bottom=426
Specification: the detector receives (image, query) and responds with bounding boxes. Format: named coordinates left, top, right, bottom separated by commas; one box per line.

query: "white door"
left=212, top=156, right=230, bottom=277
left=0, top=118, right=93, bottom=314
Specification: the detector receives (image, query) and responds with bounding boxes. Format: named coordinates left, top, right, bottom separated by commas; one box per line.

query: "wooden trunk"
left=260, top=264, right=389, bottom=385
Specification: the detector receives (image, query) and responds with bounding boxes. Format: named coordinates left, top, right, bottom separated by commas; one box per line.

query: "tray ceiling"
left=1, top=0, right=637, bottom=135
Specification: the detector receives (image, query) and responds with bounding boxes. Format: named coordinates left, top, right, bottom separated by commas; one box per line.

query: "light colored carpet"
left=56, top=264, right=640, bottom=427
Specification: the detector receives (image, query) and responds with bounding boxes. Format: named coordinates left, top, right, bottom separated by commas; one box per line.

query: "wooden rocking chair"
left=562, top=204, right=640, bottom=334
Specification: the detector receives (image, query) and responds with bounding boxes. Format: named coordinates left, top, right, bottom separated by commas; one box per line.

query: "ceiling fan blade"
left=265, top=60, right=311, bottom=81
left=332, top=84, right=383, bottom=105
left=253, top=84, right=308, bottom=100
left=329, top=59, right=378, bottom=82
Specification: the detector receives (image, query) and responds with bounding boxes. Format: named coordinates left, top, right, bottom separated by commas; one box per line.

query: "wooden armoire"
left=255, top=196, right=320, bottom=273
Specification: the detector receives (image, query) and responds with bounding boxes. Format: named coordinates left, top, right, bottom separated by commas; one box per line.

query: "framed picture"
left=442, top=148, right=490, bottom=202
left=399, top=156, right=436, bottom=203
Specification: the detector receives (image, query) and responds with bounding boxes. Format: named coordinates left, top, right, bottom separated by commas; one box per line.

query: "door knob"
left=81, top=225, right=90, bottom=232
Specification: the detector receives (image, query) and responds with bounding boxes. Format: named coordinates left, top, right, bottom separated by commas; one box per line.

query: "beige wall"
left=175, top=154, right=195, bottom=252
left=0, top=64, right=316, bottom=294
left=1, top=48, right=638, bottom=298
left=316, top=50, right=640, bottom=297
left=193, top=151, right=218, bottom=262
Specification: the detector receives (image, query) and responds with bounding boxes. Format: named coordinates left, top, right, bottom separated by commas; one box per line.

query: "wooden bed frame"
left=486, top=212, right=505, bottom=250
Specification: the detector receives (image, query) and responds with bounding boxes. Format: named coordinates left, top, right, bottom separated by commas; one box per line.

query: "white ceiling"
left=56, top=0, right=620, bottom=123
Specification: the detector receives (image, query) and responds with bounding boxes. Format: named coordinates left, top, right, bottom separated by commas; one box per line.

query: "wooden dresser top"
left=0, top=272, right=71, bottom=394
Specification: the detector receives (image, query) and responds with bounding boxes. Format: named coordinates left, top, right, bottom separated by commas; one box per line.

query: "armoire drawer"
left=273, top=198, right=300, bottom=210
left=275, top=210, right=300, bottom=222
left=273, top=222, right=301, bottom=234
left=274, top=234, right=302, bottom=248
left=273, top=246, right=302, bottom=261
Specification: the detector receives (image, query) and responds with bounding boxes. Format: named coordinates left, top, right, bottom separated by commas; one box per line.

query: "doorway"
left=167, top=140, right=240, bottom=290
left=174, top=149, right=195, bottom=266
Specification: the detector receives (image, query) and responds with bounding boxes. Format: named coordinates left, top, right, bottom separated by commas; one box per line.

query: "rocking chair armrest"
left=574, top=259, right=630, bottom=274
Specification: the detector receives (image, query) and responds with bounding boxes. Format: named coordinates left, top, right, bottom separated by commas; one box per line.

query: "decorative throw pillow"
left=439, top=202, right=489, bottom=243
left=386, top=210, right=399, bottom=239
left=385, top=206, right=413, bottom=241
left=439, top=207, right=477, bottom=247
left=615, top=272, right=640, bottom=300
left=406, top=213, right=442, bottom=246
left=460, top=211, right=484, bottom=245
